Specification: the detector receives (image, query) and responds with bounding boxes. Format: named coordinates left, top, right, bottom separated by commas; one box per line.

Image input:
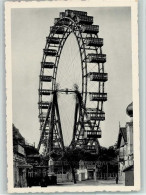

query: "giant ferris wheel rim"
left=38, top=10, right=107, bottom=152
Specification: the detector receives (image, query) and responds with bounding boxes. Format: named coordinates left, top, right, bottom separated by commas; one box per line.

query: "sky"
left=11, top=7, right=132, bottom=148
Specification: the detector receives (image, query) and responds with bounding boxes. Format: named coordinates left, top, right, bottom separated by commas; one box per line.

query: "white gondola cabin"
left=39, top=89, right=51, bottom=96
left=54, top=18, right=70, bottom=26
left=84, top=130, right=102, bottom=138
left=41, top=62, right=54, bottom=69
left=87, top=53, right=106, bottom=63
left=81, top=25, right=99, bottom=34
left=89, top=93, right=107, bottom=101
left=84, top=145, right=96, bottom=153
left=47, top=37, right=60, bottom=44
left=38, top=101, right=50, bottom=109
left=86, top=37, right=103, bottom=47
left=87, top=110, right=105, bottom=121
left=65, top=10, right=87, bottom=18
left=50, top=26, right=66, bottom=34
left=40, top=75, right=52, bottom=82
left=43, top=49, right=57, bottom=56
left=89, top=72, right=108, bottom=82
left=76, top=15, right=93, bottom=25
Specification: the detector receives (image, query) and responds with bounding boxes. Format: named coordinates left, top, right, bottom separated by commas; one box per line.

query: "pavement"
left=57, top=179, right=124, bottom=186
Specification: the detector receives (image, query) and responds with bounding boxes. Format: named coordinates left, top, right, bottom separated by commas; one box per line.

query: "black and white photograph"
left=5, top=0, right=140, bottom=193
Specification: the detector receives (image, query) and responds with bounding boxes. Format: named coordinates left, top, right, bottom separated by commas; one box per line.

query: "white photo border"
left=5, top=0, right=140, bottom=193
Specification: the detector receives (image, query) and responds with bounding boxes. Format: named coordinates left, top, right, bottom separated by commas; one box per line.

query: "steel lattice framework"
left=38, top=10, right=108, bottom=155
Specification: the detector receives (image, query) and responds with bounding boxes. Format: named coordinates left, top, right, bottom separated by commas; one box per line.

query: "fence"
left=97, top=173, right=117, bottom=180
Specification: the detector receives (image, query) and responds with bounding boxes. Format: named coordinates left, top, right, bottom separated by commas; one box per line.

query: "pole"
left=62, top=161, right=63, bottom=182
left=106, top=163, right=108, bottom=180
left=94, top=163, right=97, bottom=181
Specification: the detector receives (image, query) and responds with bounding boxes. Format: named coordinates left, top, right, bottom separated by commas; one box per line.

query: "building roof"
left=13, top=124, right=39, bottom=156
left=13, top=124, right=25, bottom=146
left=126, top=102, right=133, bottom=117
left=117, top=127, right=127, bottom=148
left=123, top=164, right=134, bottom=172
left=120, top=127, right=127, bottom=143
left=25, top=145, right=39, bottom=155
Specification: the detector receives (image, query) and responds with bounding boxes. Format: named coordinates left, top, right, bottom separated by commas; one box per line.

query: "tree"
left=59, top=146, right=102, bottom=183
left=61, top=147, right=82, bottom=184
left=96, top=146, right=118, bottom=179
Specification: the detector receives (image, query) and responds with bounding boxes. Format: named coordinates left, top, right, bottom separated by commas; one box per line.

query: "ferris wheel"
left=38, top=10, right=107, bottom=155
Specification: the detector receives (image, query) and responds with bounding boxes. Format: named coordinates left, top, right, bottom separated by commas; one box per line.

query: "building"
left=25, top=144, right=41, bottom=166
left=13, top=124, right=41, bottom=187
left=77, top=160, right=88, bottom=181
left=13, top=124, right=30, bottom=187
left=117, top=102, right=134, bottom=186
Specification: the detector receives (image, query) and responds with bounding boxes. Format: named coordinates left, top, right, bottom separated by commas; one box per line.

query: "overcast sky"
left=11, top=7, right=132, bottom=148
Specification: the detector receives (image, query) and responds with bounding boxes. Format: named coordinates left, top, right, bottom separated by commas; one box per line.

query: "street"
left=57, top=179, right=124, bottom=186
